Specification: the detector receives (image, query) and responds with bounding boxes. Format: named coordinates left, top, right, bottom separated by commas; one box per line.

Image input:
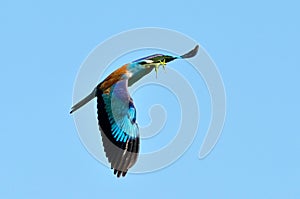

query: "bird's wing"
left=96, top=79, right=139, bottom=177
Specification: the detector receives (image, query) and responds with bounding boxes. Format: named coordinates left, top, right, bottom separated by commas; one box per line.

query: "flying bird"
left=70, top=45, right=199, bottom=177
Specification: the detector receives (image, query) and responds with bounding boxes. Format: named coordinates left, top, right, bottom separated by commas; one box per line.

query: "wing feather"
left=96, top=80, right=139, bottom=177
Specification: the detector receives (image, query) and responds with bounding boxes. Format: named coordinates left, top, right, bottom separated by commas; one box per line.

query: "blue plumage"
left=96, top=83, right=139, bottom=177
left=70, top=45, right=199, bottom=178
left=102, top=88, right=138, bottom=143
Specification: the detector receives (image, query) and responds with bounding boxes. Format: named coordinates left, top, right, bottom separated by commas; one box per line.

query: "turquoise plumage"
left=70, top=45, right=199, bottom=177
left=102, top=80, right=138, bottom=142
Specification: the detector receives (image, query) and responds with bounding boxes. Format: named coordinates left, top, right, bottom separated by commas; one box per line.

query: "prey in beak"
left=134, top=45, right=199, bottom=78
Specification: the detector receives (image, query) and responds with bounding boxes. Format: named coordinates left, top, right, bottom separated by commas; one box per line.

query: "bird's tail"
left=70, top=88, right=97, bottom=114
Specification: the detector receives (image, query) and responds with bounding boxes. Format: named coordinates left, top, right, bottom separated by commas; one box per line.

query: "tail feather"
left=70, top=88, right=97, bottom=114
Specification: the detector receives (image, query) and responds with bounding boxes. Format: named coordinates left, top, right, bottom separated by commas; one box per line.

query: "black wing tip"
left=180, top=44, right=199, bottom=59
left=114, top=169, right=127, bottom=178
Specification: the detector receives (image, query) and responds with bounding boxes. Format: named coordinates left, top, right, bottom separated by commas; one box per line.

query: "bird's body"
left=70, top=45, right=199, bottom=177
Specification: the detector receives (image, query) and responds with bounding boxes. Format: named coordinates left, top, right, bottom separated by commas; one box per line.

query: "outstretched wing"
left=96, top=80, right=139, bottom=177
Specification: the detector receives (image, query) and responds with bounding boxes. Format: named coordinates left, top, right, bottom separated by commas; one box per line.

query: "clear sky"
left=1, top=0, right=299, bottom=198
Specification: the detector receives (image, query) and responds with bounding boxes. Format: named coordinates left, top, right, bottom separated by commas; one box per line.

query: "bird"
left=70, top=45, right=199, bottom=177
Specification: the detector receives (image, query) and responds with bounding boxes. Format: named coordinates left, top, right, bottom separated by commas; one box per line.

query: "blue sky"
left=1, top=0, right=299, bottom=198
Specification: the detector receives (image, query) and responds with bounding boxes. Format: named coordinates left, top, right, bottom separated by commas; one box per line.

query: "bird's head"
left=125, top=45, right=199, bottom=85
left=130, top=45, right=199, bottom=77
left=131, top=54, right=177, bottom=77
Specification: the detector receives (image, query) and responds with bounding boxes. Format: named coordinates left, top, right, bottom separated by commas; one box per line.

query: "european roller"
left=70, top=45, right=199, bottom=177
